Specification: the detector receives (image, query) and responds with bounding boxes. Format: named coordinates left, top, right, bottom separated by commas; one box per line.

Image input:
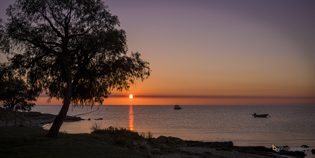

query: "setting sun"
left=129, top=94, right=133, bottom=99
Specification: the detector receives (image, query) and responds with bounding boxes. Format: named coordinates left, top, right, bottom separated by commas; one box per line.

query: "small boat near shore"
left=174, top=105, right=181, bottom=110
left=252, top=113, right=268, bottom=118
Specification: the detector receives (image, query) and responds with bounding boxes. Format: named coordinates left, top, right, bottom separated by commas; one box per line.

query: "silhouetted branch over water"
left=0, top=0, right=150, bottom=137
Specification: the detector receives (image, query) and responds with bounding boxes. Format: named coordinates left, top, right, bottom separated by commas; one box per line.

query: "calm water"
left=32, top=105, right=315, bottom=149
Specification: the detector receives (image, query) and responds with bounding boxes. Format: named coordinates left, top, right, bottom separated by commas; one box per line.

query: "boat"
left=174, top=105, right=181, bottom=110
left=252, top=113, right=268, bottom=117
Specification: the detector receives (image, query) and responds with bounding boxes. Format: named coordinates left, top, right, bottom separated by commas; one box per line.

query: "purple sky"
left=1, top=0, right=314, bottom=99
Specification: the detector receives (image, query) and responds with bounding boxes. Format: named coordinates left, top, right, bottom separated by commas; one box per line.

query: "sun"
left=129, top=94, right=133, bottom=99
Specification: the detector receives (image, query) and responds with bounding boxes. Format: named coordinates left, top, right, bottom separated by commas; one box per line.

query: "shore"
left=150, top=136, right=311, bottom=158
left=0, top=107, right=311, bottom=158
left=0, top=107, right=83, bottom=127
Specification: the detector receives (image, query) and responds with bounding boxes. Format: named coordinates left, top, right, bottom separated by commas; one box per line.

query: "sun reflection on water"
left=128, top=105, right=134, bottom=131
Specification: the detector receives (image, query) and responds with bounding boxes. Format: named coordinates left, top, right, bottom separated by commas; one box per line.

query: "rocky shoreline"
left=139, top=136, right=308, bottom=158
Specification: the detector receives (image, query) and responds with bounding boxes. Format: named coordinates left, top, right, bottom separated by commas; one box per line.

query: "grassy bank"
left=0, top=126, right=149, bottom=158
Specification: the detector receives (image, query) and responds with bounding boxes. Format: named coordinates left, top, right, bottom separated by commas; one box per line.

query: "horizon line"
left=108, top=95, right=315, bottom=99
left=37, top=94, right=315, bottom=99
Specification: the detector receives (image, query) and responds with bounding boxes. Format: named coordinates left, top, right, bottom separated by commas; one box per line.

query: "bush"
left=90, top=122, right=102, bottom=131
left=114, top=137, right=134, bottom=149
left=140, top=131, right=153, bottom=140
left=91, top=126, right=143, bottom=140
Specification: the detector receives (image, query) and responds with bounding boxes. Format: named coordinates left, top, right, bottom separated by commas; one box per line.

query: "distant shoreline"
left=0, top=107, right=83, bottom=128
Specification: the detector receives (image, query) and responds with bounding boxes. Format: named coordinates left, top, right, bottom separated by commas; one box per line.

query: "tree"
left=0, top=63, right=39, bottom=125
left=0, top=0, right=150, bottom=137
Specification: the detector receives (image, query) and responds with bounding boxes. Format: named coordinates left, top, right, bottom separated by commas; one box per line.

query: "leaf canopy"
left=1, top=0, right=150, bottom=105
left=0, top=63, right=38, bottom=111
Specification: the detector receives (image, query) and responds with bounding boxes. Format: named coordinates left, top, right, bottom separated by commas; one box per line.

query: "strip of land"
left=0, top=107, right=82, bottom=127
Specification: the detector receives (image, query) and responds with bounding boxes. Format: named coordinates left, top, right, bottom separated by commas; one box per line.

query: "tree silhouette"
left=0, top=63, right=39, bottom=125
left=0, top=0, right=150, bottom=137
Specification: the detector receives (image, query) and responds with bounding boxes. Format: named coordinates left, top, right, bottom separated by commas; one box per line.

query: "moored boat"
left=174, top=105, right=181, bottom=110
left=252, top=113, right=268, bottom=117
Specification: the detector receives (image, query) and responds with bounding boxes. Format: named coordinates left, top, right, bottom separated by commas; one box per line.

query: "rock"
left=157, top=143, right=167, bottom=150
left=236, top=147, right=255, bottom=154
left=311, top=149, right=315, bottom=154
left=135, top=140, right=152, bottom=157
left=156, top=136, right=168, bottom=143
left=18, top=124, right=26, bottom=127
left=168, top=136, right=186, bottom=147
left=211, top=141, right=234, bottom=147
left=283, top=145, right=290, bottom=150
left=216, top=147, right=232, bottom=151
left=185, top=140, right=233, bottom=148
left=251, top=146, right=271, bottom=152
left=184, top=140, right=203, bottom=147
left=155, top=136, right=186, bottom=147
left=230, top=146, right=271, bottom=157
left=185, top=141, right=234, bottom=148
left=278, top=150, right=306, bottom=157
left=65, top=116, right=83, bottom=122
left=152, top=148, right=161, bottom=154
left=301, top=145, right=309, bottom=151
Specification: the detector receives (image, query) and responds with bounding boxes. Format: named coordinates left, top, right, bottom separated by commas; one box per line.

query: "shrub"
left=91, top=126, right=143, bottom=140
left=90, top=122, right=102, bottom=132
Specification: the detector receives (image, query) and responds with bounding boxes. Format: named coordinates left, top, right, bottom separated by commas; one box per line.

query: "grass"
left=91, top=126, right=146, bottom=149
left=92, top=126, right=143, bottom=139
left=0, top=126, right=149, bottom=158
left=90, top=122, right=102, bottom=131
left=142, top=131, right=153, bottom=140
left=90, top=124, right=155, bottom=150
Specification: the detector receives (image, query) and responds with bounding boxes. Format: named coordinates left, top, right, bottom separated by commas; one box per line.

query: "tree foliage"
left=3, top=0, right=150, bottom=104
left=0, top=63, right=38, bottom=112
left=0, top=0, right=150, bottom=136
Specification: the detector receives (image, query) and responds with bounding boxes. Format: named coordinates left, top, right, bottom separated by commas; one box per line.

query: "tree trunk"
left=14, top=110, right=17, bottom=126
left=46, top=60, right=72, bottom=137
left=5, top=110, right=8, bottom=125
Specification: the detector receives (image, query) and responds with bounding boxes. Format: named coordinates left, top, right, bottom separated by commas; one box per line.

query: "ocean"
left=32, top=104, right=315, bottom=150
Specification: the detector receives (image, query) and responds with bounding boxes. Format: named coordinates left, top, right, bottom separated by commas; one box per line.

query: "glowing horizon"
left=34, top=94, right=315, bottom=106
left=1, top=0, right=314, bottom=106
left=33, top=93, right=315, bottom=105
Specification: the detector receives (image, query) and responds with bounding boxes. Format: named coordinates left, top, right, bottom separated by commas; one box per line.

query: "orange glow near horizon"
left=128, top=105, right=134, bottom=131
left=33, top=96, right=315, bottom=106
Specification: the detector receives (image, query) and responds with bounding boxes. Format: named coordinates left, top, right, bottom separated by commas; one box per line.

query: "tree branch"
left=44, top=0, right=65, bottom=28
left=42, top=41, right=62, bottom=47
left=38, top=9, right=64, bottom=39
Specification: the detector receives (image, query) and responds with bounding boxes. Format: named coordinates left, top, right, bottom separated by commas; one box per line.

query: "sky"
left=1, top=0, right=315, bottom=105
